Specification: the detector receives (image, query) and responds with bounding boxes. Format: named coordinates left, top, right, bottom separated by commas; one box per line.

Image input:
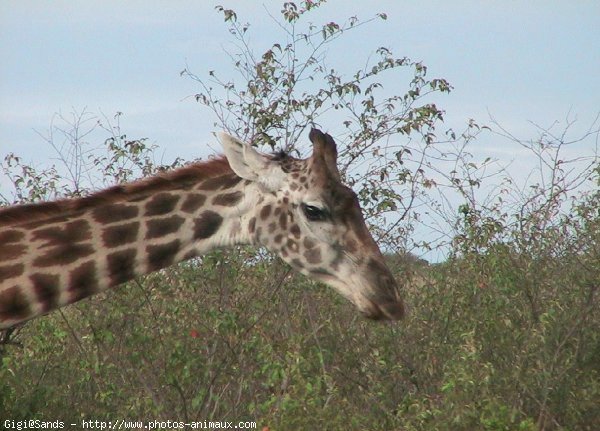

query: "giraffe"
left=0, top=129, right=404, bottom=329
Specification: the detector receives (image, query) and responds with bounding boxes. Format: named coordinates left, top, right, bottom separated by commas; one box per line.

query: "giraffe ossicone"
left=0, top=129, right=404, bottom=328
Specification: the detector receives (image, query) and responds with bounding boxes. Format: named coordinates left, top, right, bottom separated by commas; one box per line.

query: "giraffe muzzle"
left=356, top=258, right=405, bottom=320
left=361, top=297, right=405, bottom=320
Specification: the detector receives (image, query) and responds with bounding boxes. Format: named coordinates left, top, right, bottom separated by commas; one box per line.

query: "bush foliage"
left=1, top=2, right=599, bottom=430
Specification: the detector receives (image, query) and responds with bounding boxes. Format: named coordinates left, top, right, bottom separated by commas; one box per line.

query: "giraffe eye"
left=301, top=203, right=328, bottom=222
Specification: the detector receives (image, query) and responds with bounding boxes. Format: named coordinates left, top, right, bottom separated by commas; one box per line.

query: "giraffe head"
left=219, top=129, right=404, bottom=320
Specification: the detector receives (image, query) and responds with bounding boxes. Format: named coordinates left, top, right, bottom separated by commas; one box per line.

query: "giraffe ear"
left=309, top=128, right=340, bottom=181
left=217, top=132, right=285, bottom=191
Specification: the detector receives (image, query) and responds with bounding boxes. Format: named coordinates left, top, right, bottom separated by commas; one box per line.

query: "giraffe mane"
left=0, top=156, right=233, bottom=228
left=271, top=149, right=290, bottom=161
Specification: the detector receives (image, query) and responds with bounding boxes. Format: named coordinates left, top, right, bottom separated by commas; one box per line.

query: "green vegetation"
left=1, top=2, right=598, bottom=429
left=1, top=190, right=598, bottom=429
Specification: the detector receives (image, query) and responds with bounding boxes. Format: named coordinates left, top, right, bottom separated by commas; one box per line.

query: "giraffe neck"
left=0, top=158, right=257, bottom=328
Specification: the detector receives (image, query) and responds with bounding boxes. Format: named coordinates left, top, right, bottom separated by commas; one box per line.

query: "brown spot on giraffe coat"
left=260, top=205, right=272, bottom=220
left=93, top=204, right=139, bottom=224
left=147, top=240, right=181, bottom=271
left=107, top=249, right=137, bottom=285
left=279, top=212, right=288, bottom=230
left=194, top=211, right=223, bottom=239
left=0, top=286, right=30, bottom=320
left=0, top=264, right=24, bottom=281
left=146, top=215, right=186, bottom=239
left=198, top=174, right=242, bottom=191
left=304, top=248, right=322, bottom=264
left=30, top=273, right=60, bottom=312
left=212, top=191, right=243, bottom=206
left=69, top=261, right=99, bottom=301
left=0, top=230, right=24, bottom=243
left=145, top=193, right=180, bottom=216
left=303, top=237, right=316, bottom=249
left=344, top=238, right=358, bottom=254
left=290, top=224, right=301, bottom=239
left=248, top=217, right=256, bottom=234
left=102, top=222, right=140, bottom=247
left=0, top=244, right=26, bottom=261
left=181, top=194, right=207, bottom=213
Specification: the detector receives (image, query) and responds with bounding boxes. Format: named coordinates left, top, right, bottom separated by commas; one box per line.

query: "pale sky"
left=1, top=1, right=599, bottom=258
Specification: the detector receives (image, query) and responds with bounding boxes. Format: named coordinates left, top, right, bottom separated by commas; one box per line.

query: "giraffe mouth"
left=360, top=298, right=405, bottom=321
